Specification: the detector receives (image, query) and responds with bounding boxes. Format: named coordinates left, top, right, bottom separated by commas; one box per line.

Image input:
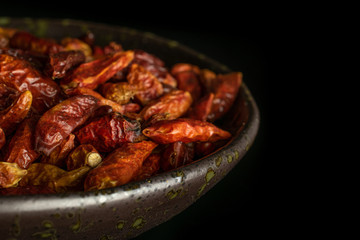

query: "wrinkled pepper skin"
left=35, top=95, right=99, bottom=156
left=49, top=50, right=85, bottom=79
left=65, top=87, right=140, bottom=115
left=4, top=119, right=39, bottom=169
left=19, top=163, right=66, bottom=187
left=60, top=38, right=92, bottom=60
left=18, top=163, right=93, bottom=193
left=142, top=118, right=232, bottom=144
left=100, top=82, right=137, bottom=105
left=41, top=134, right=75, bottom=168
left=60, top=50, right=134, bottom=90
left=133, top=49, right=177, bottom=87
left=0, top=83, right=17, bottom=110
left=0, top=54, right=64, bottom=114
left=75, top=112, right=142, bottom=152
left=0, top=47, right=48, bottom=70
left=48, top=166, right=92, bottom=192
left=127, top=64, right=163, bottom=105
left=139, top=90, right=192, bottom=121
left=0, top=162, right=27, bottom=188
left=84, top=141, right=158, bottom=191
left=0, top=90, right=32, bottom=135
left=10, top=31, right=63, bottom=54
left=0, top=127, right=5, bottom=150
left=207, top=72, right=242, bottom=122
left=160, top=141, right=194, bottom=171
left=133, top=153, right=161, bottom=181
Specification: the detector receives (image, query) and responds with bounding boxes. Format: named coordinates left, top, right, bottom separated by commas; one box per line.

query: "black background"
left=1, top=4, right=271, bottom=239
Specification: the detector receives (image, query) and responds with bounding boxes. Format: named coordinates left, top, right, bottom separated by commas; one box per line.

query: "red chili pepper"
left=75, top=112, right=143, bottom=152
left=10, top=31, right=63, bottom=54
left=34, top=95, right=99, bottom=156
left=142, top=118, right=231, bottom=144
left=49, top=50, right=85, bottom=79
left=4, top=119, right=39, bottom=169
left=84, top=141, right=158, bottom=191
left=127, top=63, right=163, bottom=105
left=60, top=50, right=134, bottom=90
left=0, top=90, right=32, bottom=135
left=0, top=54, right=64, bottom=114
left=139, top=90, right=192, bottom=121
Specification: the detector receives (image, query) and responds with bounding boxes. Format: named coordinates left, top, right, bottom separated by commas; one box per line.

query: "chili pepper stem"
left=86, top=153, right=102, bottom=168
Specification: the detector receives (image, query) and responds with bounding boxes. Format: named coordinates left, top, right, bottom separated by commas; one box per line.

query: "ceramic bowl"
left=0, top=18, right=260, bottom=240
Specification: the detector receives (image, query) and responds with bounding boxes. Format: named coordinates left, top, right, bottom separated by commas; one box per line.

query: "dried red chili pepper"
left=84, top=141, right=158, bottom=191
left=133, top=153, right=161, bottom=181
left=0, top=28, right=17, bottom=48
left=103, top=42, right=123, bottom=55
left=75, top=112, right=143, bottom=152
left=127, top=63, right=163, bottom=105
left=92, top=46, right=105, bottom=59
left=187, top=93, right=214, bottom=121
left=34, top=95, right=99, bottom=156
left=142, top=118, right=232, bottom=144
left=139, top=90, right=192, bottom=122
left=0, top=47, right=47, bottom=70
left=41, top=134, right=76, bottom=168
left=171, top=63, right=201, bottom=76
left=61, top=37, right=92, bottom=60
left=0, top=127, right=5, bottom=150
left=0, top=162, right=27, bottom=188
left=0, top=83, right=17, bottom=111
left=4, top=119, right=39, bottom=169
left=66, top=144, right=102, bottom=171
left=17, top=163, right=95, bottom=193
left=173, top=70, right=202, bottom=102
left=199, top=68, right=217, bottom=93
left=100, top=82, right=137, bottom=105
left=0, top=90, right=32, bottom=135
left=171, top=63, right=202, bottom=101
left=49, top=50, right=85, bottom=79
left=0, top=54, right=64, bottom=114
left=18, top=163, right=66, bottom=187
left=207, top=72, right=242, bottom=122
left=194, top=142, right=216, bottom=158
left=133, top=49, right=177, bottom=87
left=66, top=87, right=140, bottom=115
left=160, top=141, right=194, bottom=171
left=60, top=50, right=134, bottom=90
left=48, top=166, right=92, bottom=192
left=10, top=31, right=63, bottom=54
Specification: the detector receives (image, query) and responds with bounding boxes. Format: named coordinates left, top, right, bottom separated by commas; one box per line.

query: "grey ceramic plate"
left=0, top=18, right=260, bottom=240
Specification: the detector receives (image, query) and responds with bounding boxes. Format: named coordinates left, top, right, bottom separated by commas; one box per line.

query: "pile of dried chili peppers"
left=0, top=27, right=242, bottom=195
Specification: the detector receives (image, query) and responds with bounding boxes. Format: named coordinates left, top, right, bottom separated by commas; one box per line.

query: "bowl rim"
left=0, top=17, right=260, bottom=203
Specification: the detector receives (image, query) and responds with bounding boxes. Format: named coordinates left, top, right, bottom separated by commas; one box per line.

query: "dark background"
left=1, top=4, right=271, bottom=239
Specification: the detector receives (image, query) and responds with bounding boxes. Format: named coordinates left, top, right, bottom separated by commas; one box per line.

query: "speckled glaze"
left=0, top=18, right=260, bottom=240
